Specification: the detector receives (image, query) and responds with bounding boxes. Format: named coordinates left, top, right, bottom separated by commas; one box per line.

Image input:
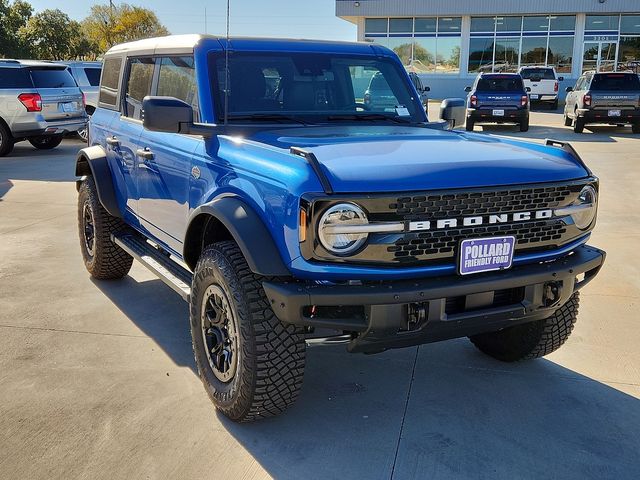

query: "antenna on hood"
left=223, top=0, right=230, bottom=125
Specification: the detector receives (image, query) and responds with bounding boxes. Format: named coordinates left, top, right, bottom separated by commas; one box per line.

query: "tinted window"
left=520, top=68, right=555, bottom=80
left=0, top=67, right=32, bottom=88
left=99, top=57, right=122, bottom=108
left=157, top=56, right=199, bottom=120
left=476, top=75, right=524, bottom=92
left=590, top=73, right=640, bottom=91
left=124, top=57, right=155, bottom=119
left=29, top=68, right=76, bottom=88
left=84, top=68, right=101, bottom=87
left=364, top=18, right=387, bottom=34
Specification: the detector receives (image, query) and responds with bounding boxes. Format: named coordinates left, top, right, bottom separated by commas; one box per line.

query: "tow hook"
left=405, top=302, right=429, bottom=332
left=542, top=281, right=562, bottom=307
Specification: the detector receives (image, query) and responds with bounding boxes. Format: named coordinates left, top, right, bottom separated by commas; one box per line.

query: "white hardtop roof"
left=105, top=34, right=207, bottom=56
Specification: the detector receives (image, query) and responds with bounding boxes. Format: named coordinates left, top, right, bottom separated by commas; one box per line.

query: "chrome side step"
left=112, top=233, right=192, bottom=302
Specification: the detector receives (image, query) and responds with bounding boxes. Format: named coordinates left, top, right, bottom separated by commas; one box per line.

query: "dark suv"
left=465, top=73, right=530, bottom=132
left=0, top=60, right=86, bottom=156
left=564, top=71, right=640, bottom=133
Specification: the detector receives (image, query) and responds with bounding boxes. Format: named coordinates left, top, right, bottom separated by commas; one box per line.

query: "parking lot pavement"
left=0, top=114, right=639, bottom=480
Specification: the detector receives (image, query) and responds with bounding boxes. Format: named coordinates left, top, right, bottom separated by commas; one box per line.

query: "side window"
left=156, top=56, right=199, bottom=121
left=124, top=57, right=156, bottom=120
left=574, top=76, right=585, bottom=91
left=99, top=57, right=123, bottom=108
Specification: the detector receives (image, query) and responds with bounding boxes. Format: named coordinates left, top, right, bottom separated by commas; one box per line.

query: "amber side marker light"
left=299, top=208, right=307, bottom=242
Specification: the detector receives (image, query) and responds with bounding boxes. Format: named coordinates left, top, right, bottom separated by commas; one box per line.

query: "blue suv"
left=75, top=35, right=605, bottom=421
left=465, top=73, right=531, bottom=132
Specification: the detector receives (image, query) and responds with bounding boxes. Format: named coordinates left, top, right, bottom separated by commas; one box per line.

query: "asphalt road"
left=1, top=112, right=639, bottom=480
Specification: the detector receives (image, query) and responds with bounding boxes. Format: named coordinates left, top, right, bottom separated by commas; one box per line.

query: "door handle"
left=136, top=148, right=155, bottom=160
left=106, top=136, right=119, bottom=146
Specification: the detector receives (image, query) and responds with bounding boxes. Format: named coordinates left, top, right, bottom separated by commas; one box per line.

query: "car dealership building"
left=336, top=0, right=640, bottom=98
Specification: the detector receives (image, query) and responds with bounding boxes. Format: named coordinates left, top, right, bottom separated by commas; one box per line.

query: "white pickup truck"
left=518, top=66, right=564, bottom=110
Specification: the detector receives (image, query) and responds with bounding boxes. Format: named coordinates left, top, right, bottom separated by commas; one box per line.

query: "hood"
left=248, top=126, right=589, bottom=193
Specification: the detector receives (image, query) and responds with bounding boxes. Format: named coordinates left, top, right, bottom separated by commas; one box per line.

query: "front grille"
left=387, top=185, right=579, bottom=263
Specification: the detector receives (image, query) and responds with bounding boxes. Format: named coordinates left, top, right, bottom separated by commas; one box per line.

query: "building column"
left=572, top=13, right=586, bottom=77
left=459, top=15, right=471, bottom=77
left=356, top=17, right=365, bottom=41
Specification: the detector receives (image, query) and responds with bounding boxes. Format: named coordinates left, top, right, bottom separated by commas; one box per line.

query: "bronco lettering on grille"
left=408, top=209, right=553, bottom=232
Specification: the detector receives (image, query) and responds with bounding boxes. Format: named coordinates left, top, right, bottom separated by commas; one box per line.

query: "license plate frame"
left=608, top=109, right=621, bottom=117
left=492, top=109, right=505, bottom=116
left=529, top=94, right=539, bottom=100
left=458, top=236, right=516, bottom=276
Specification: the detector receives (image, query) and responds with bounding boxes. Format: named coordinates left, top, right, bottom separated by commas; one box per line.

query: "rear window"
left=520, top=68, right=555, bottom=80
left=369, top=72, right=391, bottom=90
left=29, top=68, right=77, bottom=88
left=0, top=67, right=32, bottom=88
left=476, top=76, right=524, bottom=92
left=84, top=68, right=101, bottom=87
left=590, top=73, right=640, bottom=91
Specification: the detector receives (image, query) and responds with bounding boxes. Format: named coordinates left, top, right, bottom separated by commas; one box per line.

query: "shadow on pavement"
left=93, top=274, right=640, bottom=480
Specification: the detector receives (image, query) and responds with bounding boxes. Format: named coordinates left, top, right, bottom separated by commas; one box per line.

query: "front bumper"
left=467, top=108, right=528, bottom=124
left=577, top=108, right=640, bottom=124
left=264, top=245, right=605, bottom=353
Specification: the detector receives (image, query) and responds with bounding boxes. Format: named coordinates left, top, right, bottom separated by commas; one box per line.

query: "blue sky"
left=28, top=0, right=357, bottom=41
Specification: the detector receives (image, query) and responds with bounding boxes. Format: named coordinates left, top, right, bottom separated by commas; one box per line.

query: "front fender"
left=185, top=196, right=290, bottom=276
left=75, top=145, right=122, bottom=218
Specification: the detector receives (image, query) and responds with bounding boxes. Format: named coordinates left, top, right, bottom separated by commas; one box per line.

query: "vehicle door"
left=110, top=56, right=156, bottom=224
left=566, top=76, right=584, bottom=111
left=136, top=55, right=201, bottom=254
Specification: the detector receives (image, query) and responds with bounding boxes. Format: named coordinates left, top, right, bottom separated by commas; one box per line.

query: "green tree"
left=0, top=0, right=32, bottom=57
left=19, top=9, right=96, bottom=60
left=82, top=3, right=169, bottom=53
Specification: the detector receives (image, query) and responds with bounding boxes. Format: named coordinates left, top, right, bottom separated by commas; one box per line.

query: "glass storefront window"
left=414, top=17, right=436, bottom=33
left=389, top=18, right=413, bottom=33
left=586, top=15, right=620, bottom=31
left=364, top=18, right=387, bottom=34
left=436, top=36, right=461, bottom=73
left=619, top=37, right=640, bottom=73
left=495, top=16, right=522, bottom=33
left=471, top=17, right=495, bottom=33
left=468, top=37, right=495, bottom=73
left=386, top=37, right=413, bottom=66
left=523, top=16, right=549, bottom=32
left=521, top=37, right=548, bottom=66
left=547, top=37, right=573, bottom=73
left=620, top=15, right=640, bottom=35
left=437, top=17, right=461, bottom=33
left=494, top=37, right=520, bottom=71
left=411, top=38, right=436, bottom=72
left=549, top=15, right=575, bottom=31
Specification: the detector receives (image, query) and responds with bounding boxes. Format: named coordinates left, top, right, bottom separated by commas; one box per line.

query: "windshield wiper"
left=225, top=113, right=308, bottom=125
left=324, top=114, right=414, bottom=124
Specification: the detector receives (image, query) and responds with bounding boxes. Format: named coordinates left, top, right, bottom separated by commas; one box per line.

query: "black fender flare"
left=75, top=145, right=122, bottom=218
left=184, top=196, right=290, bottom=276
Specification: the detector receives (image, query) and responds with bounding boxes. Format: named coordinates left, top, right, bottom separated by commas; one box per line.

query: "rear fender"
left=75, top=145, right=122, bottom=218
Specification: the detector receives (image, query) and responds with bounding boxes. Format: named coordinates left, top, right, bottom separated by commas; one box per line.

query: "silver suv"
left=0, top=59, right=87, bottom=156
left=63, top=61, right=102, bottom=141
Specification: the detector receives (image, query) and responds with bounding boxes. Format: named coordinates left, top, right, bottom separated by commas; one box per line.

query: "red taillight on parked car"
left=520, top=95, right=528, bottom=107
left=583, top=93, right=592, bottom=107
left=470, top=95, right=478, bottom=107
left=18, top=93, right=42, bottom=112
left=554, top=81, right=559, bottom=92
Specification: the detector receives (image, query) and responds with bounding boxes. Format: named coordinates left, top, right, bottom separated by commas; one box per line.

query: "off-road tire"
left=519, top=117, right=529, bottom=132
left=469, top=292, right=580, bottom=362
left=632, top=123, right=640, bottom=134
left=0, top=122, right=14, bottom=157
left=29, top=134, right=63, bottom=150
left=564, top=112, right=572, bottom=126
left=573, top=117, right=585, bottom=133
left=190, top=241, right=306, bottom=422
left=465, top=120, right=474, bottom=131
left=77, top=177, right=133, bottom=279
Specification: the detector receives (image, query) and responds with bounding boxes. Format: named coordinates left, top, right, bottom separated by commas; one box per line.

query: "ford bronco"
left=75, top=35, right=605, bottom=422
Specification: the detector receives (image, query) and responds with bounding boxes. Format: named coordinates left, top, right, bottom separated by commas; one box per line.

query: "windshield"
left=590, top=73, right=640, bottom=91
left=520, top=68, right=555, bottom=80
left=29, top=67, right=77, bottom=88
left=209, top=52, right=425, bottom=124
left=476, top=75, right=525, bottom=92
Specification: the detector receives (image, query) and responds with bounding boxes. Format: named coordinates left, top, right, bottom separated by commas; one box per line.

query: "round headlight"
left=572, top=185, right=598, bottom=229
left=318, top=203, right=368, bottom=255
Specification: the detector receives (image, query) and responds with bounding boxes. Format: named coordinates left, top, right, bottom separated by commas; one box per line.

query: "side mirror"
left=142, top=96, right=217, bottom=136
left=558, top=76, right=564, bottom=81
left=526, top=87, right=531, bottom=92
left=439, top=98, right=465, bottom=130
left=565, top=86, right=573, bottom=93
left=464, top=86, right=472, bottom=92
